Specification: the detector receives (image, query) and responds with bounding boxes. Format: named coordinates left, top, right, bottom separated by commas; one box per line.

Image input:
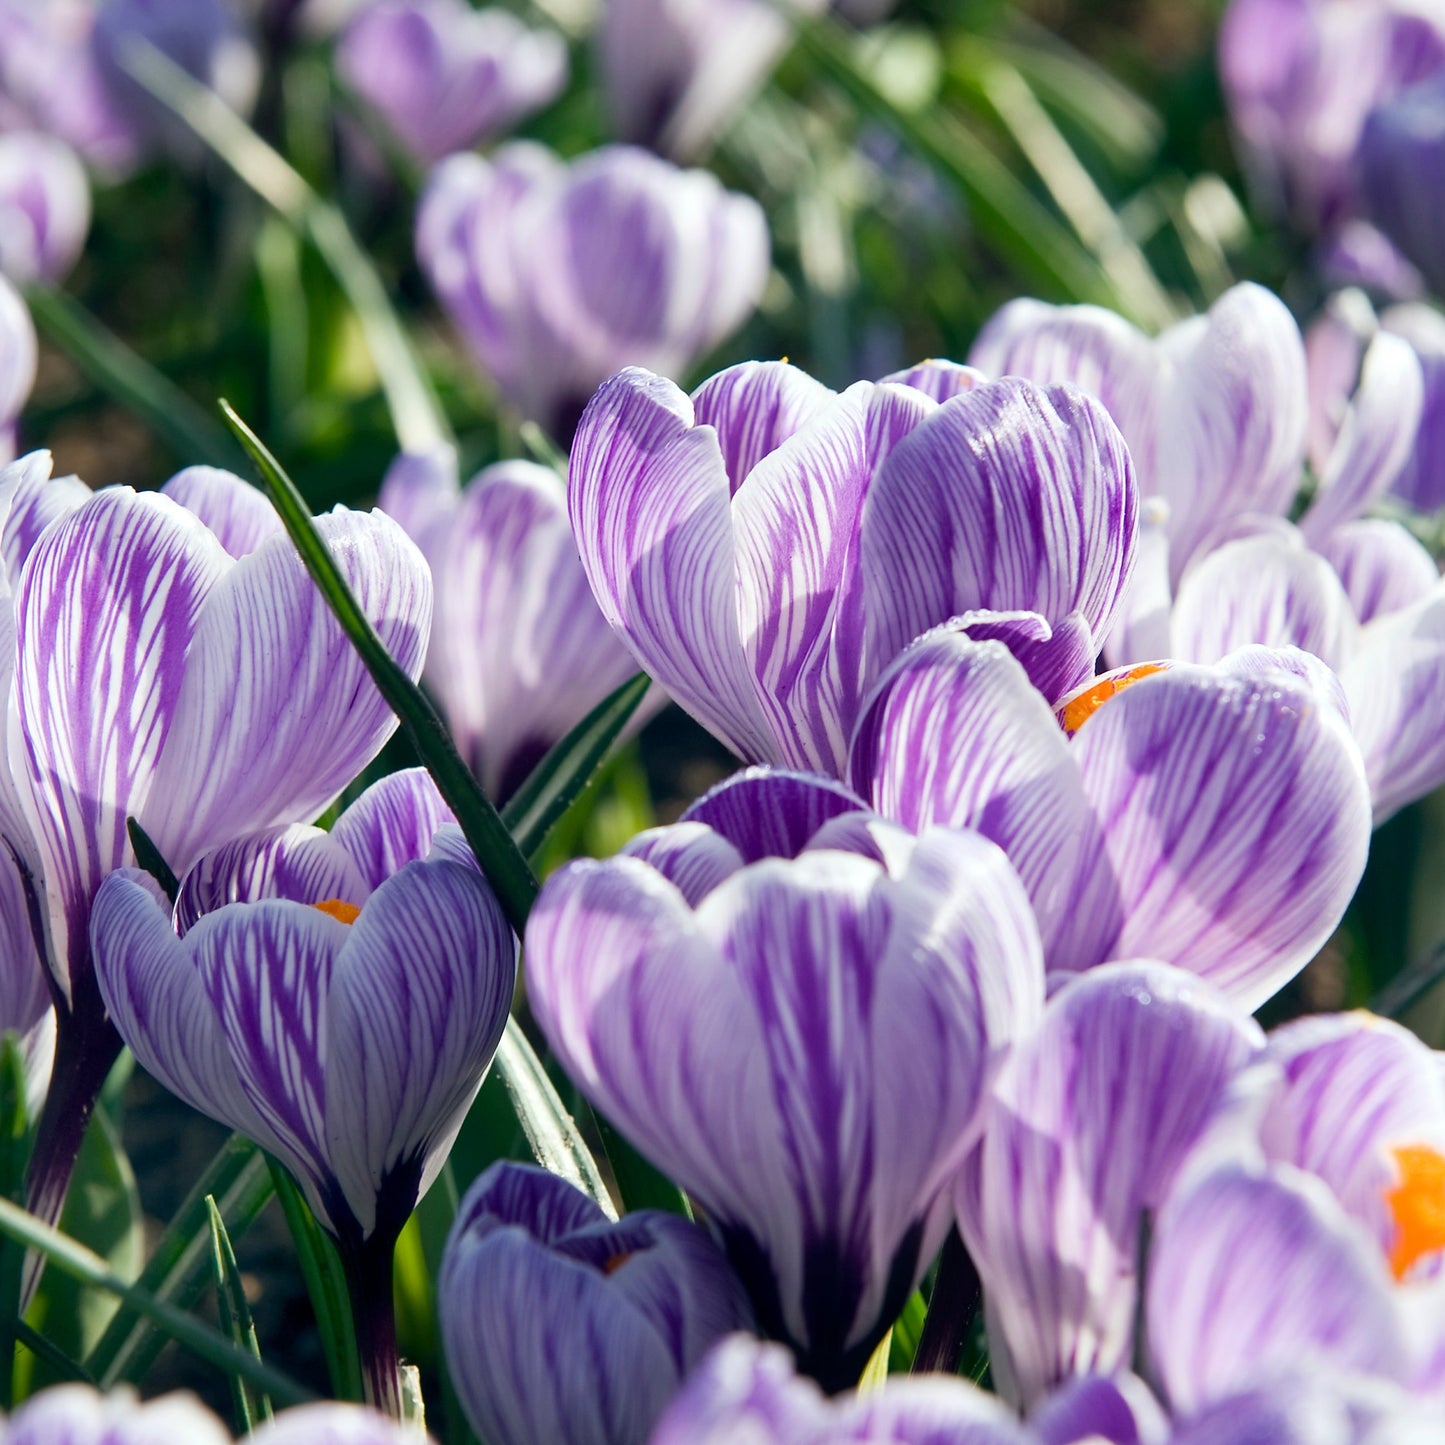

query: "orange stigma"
left=602, top=1251, right=634, bottom=1276
left=1385, top=1144, right=1445, bottom=1281
left=1057, top=664, right=1168, bottom=735
left=312, top=899, right=361, bottom=925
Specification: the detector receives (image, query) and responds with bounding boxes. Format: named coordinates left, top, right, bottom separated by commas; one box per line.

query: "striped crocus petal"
left=861, top=378, right=1138, bottom=677
left=849, top=624, right=1119, bottom=968
left=1146, top=1165, right=1407, bottom=1417
left=160, top=466, right=283, bottom=559
left=139, top=508, right=431, bottom=877
left=425, top=460, right=640, bottom=800
left=1, top=1384, right=234, bottom=1445
left=12, top=489, right=231, bottom=992
left=0, top=131, right=89, bottom=285
left=956, top=961, right=1263, bottom=1409
left=1300, top=329, right=1424, bottom=543
left=322, top=856, right=516, bottom=1235
left=248, top=1402, right=442, bottom=1444
left=0, top=450, right=89, bottom=586
left=690, top=360, right=836, bottom=492
left=1168, top=530, right=1359, bottom=670
left=1071, top=657, right=1371, bottom=1009
left=569, top=367, right=777, bottom=763
left=879, top=358, right=990, bottom=402
left=1316, top=518, right=1439, bottom=626
left=675, top=767, right=869, bottom=865
left=1341, top=583, right=1445, bottom=821
left=1028, top=1373, right=1168, bottom=1445
left=1361, top=76, right=1445, bottom=300
left=1260, top=1012, right=1445, bottom=1267
left=1303, top=289, right=1374, bottom=474
left=527, top=829, right=1042, bottom=1386
left=0, top=272, right=34, bottom=453
left=733, top=381, right=935, bottom=772
left=375, top=444, right=460, bottom=552
left=1168, top=1377, right=1375, bottom=1445
left=439, top=1162, right=751, bottom=1445
left=328, top=768, right=455, bottom=890
left=1383, top=302, right=1445, bottom=512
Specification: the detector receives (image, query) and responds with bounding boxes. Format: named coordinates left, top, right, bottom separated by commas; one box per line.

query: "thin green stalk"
left=0, top=1195, right=314, bottom=1407
left=207, top=1197, right=273, bottom=1431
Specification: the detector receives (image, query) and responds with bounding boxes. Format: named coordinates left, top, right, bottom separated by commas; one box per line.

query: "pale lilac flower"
left=378, top=447, right=642, bottom=801
left=568, top=362, right=1136, bottom=777
left=0, top=272, right=34, bottom=462
left=0, top=131, right=88, bottom=282
left=597, top=0, right=827, bottom=161
left=337, top=0, right=565, bottom=166
left=527, top=769, right=1043, bottom=1389
left=416, top=145, right=769, bottom=439
left=1217, top=0, right=1445, bottom=240
left=159, top=464, right=284, bottom=557
left=440, top=1161, right=753, bottom=1445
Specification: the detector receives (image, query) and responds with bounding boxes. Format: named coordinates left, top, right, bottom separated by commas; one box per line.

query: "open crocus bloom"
left=568, top=361, right=1136, bottom=777
left=378, top=447, right=644, bottom=801
left=336, top=0, right=566, bottom=166
left=850, top=626, right=1370, bottom=1010
left=417, top=145, right=769, bottom=440
left=440, top=1162, right=753, bottom=1445
left=526, top=769, right=1044, bottom=1391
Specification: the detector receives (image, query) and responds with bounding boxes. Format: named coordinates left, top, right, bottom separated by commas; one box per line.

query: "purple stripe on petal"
left=12, top=489, right=231, bottom=990
left=1072, top=660, right=1371, bottom=1009
left=329, top=768, right=455, bottom=890
left=160, top=466, right=283, bottom=559
left=142, top=508, right=431, bottom=876
left=678, top=767, right=868, bottom=862
left=621, top=821, right=745, bottom=905
left=1304, top=289, right=1373, bottom=474
left=1028, top=1373, right=1169, bottom=1445
left=0, top=450, right=89, bottom=587
left=1316, top=518, right=1438, bottom=625
left=325, top=857, right=516, bottom=1235
left=568, top=367, right=777, bottom=762
left=879, top=358, right=990, bottom=402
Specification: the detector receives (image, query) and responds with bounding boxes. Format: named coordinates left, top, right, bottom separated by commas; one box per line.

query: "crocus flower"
left=416, top=145, right=769, bottom=440
left=851, top=626, right=1370, bottom=1009
left=158, top=463, right=285, bottom=558
left=568, top=361, right=1136, bottom=777
left=92, top=772, right=516, bottom=1413
left=0, top=131, right=88, bottom=283
left=336, top=0, right=566, bottom=166
left=1217, top=0, right=1445, bottom=243
left=527, top=768, right=1044, bottom=1390
left=597, top=0, right=827, bottom=161
left=2, top=461, right=431, bottom=1262
left=439, top=1161, right=754, bottom=1445
left=1375, top=303, right=1445, bottom=513
left=378, top=447, right=643, bottom=801
left=1361, top=76, right=1445, bottom=297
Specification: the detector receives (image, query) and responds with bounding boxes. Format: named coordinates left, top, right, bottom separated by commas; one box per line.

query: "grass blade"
left=501, top=674, right=651, bottom=859
left=123, top=39, right=448, bottom=454
left=221, top=400, right=541, bottom=934
left=89, top=1136, right=272, bottom=1388
left=207, top=1197, right=272, bottom=1431
left=268, top=1163, right=362, bottom=1404
left=16, top=1322, right=94, bottom=1385
left=126, top=818, right=180, bottom=905
left=25, top=286, right=245, bottom=470
left=0, top=1194, right=313, bottom=1407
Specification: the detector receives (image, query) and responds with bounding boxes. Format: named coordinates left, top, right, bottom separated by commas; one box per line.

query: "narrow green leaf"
left=23, top=286, right=245, bottom=471
left=858, top=1326, right=892, bottom=1391
left=89, top=1135, right=273, bottom=1388
left=793, top=16, right=1126, bottom=311
left=494, top=1023, right=615, bottom=1220
left=15, top=1322, right=94, bottom=1386
left=207, top=1197, right=272, bottom=1431
left=0, top=1035, right=31, bottom=1407
left=123, top=39, right=448, bottom=454
left=268, top=1162, right=363, bottom=1404
left=517, top=420, right=568, bottom=475
left=887, top=1289, right=927, bottom=1373
left=125, top=817, right=179, bottom=905
left=501, top=674, right=651, bottom=859
left=0, top=1193, right=314, bottom=1407
left=221, top=401, right=541, bottom=936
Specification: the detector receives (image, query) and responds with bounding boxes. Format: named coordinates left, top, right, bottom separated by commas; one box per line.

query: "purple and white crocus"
left=568, top=360, right=1136, bottom=777
left=416, top=145, right=769, bottom=441
left=0, top=456, right=431, bottom=1264
left=91, top=768, right=516, bottom=1415
left=526, top=768, right=1043, bottom=1391
left=377, top=447, right=643, bottom=801
left=439, top=1161, right=753, bottom=1445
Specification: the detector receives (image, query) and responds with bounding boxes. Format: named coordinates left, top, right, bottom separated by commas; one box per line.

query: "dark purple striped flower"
left=416, top=146, right=768, bottom=441
left=378, top=447, right=644, bottom=801
left=439, top=1161, right=753, bottom=1445
left=851, top=627, right=1370, bottom=1008
left=336, top=0, right=566, bottom=166
left=527, top=770, right=1043, bottom=1390
left=568, top=361, right=1136, bottom=777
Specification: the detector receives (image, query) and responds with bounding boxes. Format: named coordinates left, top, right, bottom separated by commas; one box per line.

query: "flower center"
left=1057, top=664, right=1168, bottom=735
left=602, top=1252, right=634, bottom=1275
left=312, top=899, right=361, bottom=925
left=1385, top=1144, right=1445, bottom=1280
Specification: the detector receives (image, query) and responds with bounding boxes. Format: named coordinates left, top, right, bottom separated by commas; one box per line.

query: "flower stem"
left=340, top=1231, right=402, bottom=1419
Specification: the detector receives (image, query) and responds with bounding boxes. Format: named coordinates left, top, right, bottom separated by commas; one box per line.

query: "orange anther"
left=1057, top=664, right=1168, bottom=736
left=1385, top=1144, right=1445, bottom=1281
left=312, top=899, right=362, bottom=925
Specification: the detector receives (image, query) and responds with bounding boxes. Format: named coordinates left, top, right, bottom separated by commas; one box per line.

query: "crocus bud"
left=440, top=1162, right=754, bottom=1445
left=337, top=0, right=566, bottom=166
left=416, top=143, right=768, bottom=441
left=0, top=131, right=89, bottom=283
